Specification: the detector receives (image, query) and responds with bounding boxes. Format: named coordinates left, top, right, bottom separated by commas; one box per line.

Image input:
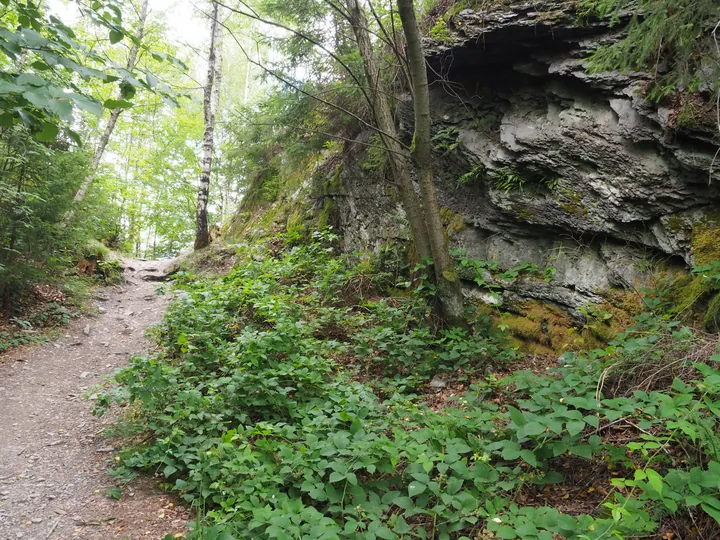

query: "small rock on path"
left=0, top=259, right=188, bottom=539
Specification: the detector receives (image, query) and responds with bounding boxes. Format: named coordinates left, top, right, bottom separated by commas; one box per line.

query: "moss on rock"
left=514, top=206, right=535, bottom=220
left=315, top=162, right=344, bottom=230
left=670, top=274, right=713, bottom=317
left=439, top=207, right=465, bottom=235
left=490, top=288, right=641, bottom=356
left=666, top=214, right=688, bottom=234
left=704, top=292, right=720, bottom=332
left=691, top=216, right=720, bottom=266
left=498, top=300, right=598, bottom=355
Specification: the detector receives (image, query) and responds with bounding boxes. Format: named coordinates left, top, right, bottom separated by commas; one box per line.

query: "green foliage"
left=0, top=329, right=47, bottom=353
left=430, top=17, right=452, bottom=43
left=582, top=0, right=720, bottom=101
left=490, top=167, right=559, bottom=194
left=97, top=259, right=123, bottom=284
left=431, top=126, right=461, bottom=155
left=543, top=265, right=556, bottom=283
left=77, top=239, right=110, bottom=261
left=21, top=301, right=73, bottom=328
left=0, top=125, right=93, bottom=308
left=491, top=167, right=527, bottom=193
left=457, top=163, right=485, bottom=187
left=453, top=249, right=548, bottom=300
left=96, top=232, right=720, bottom=539
left=693, top=261, right=720, bottom=288
left=690, top=262, right=720, bottom=331
left=0, top=0, right=186, bottom=141
left=101, top=100, right=202, bottom=258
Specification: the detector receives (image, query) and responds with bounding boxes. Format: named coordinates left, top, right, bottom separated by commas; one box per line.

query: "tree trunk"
left=344, top=0, right=431, bottom=261
left=62, top=0, right=150, bottom=227
left=194, top=1, right=223, bottom=250
left=396, top=0, right=466, bottom=328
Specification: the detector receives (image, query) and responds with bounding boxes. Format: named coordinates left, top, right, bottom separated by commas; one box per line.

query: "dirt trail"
left=0, top=260, right=189, bottom=540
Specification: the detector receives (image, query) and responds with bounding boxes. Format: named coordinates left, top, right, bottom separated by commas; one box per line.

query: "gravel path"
left=0, top=260, right=189, bottom=540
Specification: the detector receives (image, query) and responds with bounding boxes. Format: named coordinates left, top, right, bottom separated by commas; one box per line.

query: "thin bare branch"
left=215, top=0, right=377, bottom=123
left=200, top=5, right=411, bottom=150
left=239, top=120, right=408, bottom=155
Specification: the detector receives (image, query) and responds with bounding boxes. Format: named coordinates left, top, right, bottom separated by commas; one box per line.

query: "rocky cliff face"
left=333, top=0, right=720, bottom=322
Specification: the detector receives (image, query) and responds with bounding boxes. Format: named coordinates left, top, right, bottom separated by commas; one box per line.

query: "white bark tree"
left=194, top=1, right=223, bottom=250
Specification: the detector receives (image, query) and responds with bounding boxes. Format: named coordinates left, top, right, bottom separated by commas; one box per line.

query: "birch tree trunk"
left=396, top=0, right=467, bottom=328
left=344, top=0, right=431, bottom=261
left=62, top=0, right=150, bottom=227
left=194, top=1, right=223, bottom=250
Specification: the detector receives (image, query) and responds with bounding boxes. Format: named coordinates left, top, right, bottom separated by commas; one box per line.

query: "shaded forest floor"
left=0, top=260, right=188, bottom=540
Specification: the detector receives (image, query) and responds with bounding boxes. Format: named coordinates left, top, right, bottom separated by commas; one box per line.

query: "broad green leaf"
left=508, top=406, right=526, bottom=427
left=329, top=471, right=344, bottom=483
left=70, top=94, right=102, bottom=116
left=701, top=502, right=720, bottom=524
left=516, top=523, right=538, bottom=536
left=48, top=98, right=73, bottom=120
left=500, top=440, right=521, bottom=460
left=519, top=449, right=538, bottom=467
left=566, top=420, right=585, bottom=436
left=522, top=422, right=546, bottom=437
left=22, top=90, right=49, bottom=108
left=104, top=98, right=133, bottom=110
left=373, top=525, right=395, bottom=540
left=646, top=469, right=663, bottom=494
left=19, top=28, right=49, bottom=47
left=570, top=444, right=593, bottom=459
left=408, top=482, right=426, bottom=497
left=17, top=73, right=45, bottom=87
left=446, top=476, right=463, bottom=495
left=494, top=525, right=517, bottom=539
left=393, top=516, right=412, bottom=535
left=0, top=81, right=23, bottom=93
left=109, top=29, right=124, bottom=44
left=66, top=128, right=82, bottom=146
left=35, top=122, right=58, bottom=141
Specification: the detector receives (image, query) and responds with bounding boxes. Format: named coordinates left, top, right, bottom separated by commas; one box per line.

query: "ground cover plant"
left=96, top=230, right=720, bottom=539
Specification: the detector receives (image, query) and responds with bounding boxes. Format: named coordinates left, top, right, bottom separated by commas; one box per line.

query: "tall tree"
left=343, top=0, right=431, bottom=261
left=194, top=1, right=224, bottom=250
left=62, top=0, right=151, bottom=227
left=397, top=0, right=466, bottom=327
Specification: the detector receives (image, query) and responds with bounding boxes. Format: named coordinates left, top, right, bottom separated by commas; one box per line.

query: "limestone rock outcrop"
left=332, top=0, right=720, bottom=314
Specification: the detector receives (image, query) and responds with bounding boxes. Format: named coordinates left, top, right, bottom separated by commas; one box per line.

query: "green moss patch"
left=692, top=219, right=720, bottom=266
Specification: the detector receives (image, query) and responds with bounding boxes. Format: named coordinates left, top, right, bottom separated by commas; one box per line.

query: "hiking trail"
left=0, top=260, right=189, bottom=540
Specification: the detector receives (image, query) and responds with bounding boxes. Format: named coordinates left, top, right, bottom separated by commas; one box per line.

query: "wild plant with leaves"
left=94, top=230, right=720, bottom=540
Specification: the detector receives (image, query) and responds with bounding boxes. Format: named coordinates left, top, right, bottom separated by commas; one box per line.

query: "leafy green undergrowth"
left=96, top=232, right=720, bottom=539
